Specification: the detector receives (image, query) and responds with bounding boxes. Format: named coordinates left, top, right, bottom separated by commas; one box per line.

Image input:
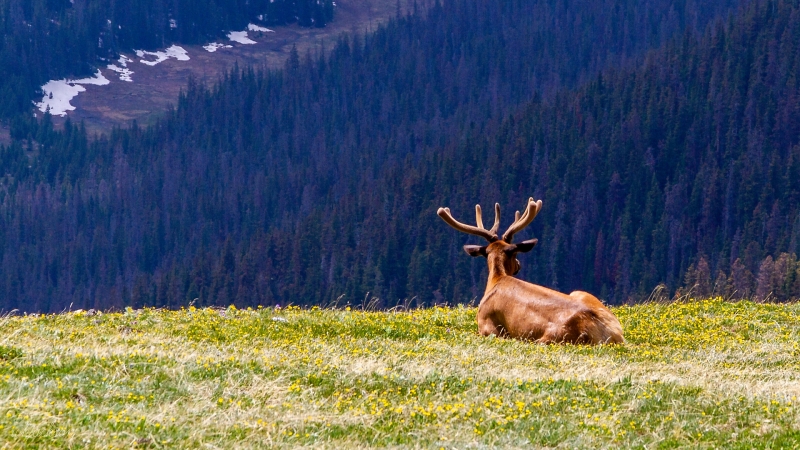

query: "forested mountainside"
left=0, top=0, right=334, bottom=121
left=238, top=0, right=800, bottom=306
left=449, top=0, right=800, bottom=303
left=0, top=0, right=784, bottom=313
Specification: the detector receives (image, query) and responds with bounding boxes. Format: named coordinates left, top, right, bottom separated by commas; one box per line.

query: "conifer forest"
left=3, top=0, right=800, bottom=312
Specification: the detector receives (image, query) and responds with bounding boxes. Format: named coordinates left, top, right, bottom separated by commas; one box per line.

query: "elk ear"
left=463, top=245, right=487, bottom=257
left=506, top=239, right=538, bottom=254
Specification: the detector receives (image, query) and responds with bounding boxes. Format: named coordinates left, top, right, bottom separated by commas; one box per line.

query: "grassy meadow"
left=1, top=299, right=799, bottom=449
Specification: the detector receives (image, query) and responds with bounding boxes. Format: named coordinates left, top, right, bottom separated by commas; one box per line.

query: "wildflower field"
left=1, top=299, right=799, bottom=449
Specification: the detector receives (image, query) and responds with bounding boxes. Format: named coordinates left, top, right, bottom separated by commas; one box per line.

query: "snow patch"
left=34, top=70, right=110, bottom=117
left=228, top=25, right=273, bottom=44
left=135, top=45, right=190, bottom=66
left=107, top=64, right=133, bottom=82
left=247, top=23, right=274, bottom=32
left=107, top=55, right=135, bottom=81
left=227, top=31, right=256, bottom=44
left=68, top=71, right=111, bottom=86
left=204, top=42, right=232, bottom=52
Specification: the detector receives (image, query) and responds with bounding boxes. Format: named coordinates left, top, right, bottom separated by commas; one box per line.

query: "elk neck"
left=484, top=247, right=512, bottom=293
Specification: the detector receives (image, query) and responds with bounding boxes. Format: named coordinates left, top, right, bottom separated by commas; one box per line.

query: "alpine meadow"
left=1, top=300, right=799, bottom=447
left=2, top=0, right=800, bottom=448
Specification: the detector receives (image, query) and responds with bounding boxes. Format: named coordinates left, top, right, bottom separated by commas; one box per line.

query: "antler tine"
left=475, top=204, right=484, bottom=230
left=488, top=203, right=501, bottom=235
left=437, top=205, right=499, bottom=242
left=502, top=197, right=542, bottom=242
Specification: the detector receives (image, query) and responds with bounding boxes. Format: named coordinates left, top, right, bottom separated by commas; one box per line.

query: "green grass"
left=1, top=299, right=799, bottom=448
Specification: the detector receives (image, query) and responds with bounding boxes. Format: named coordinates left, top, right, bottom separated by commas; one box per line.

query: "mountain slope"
left=445, top=0, right=800, bottom=301
left=0, top=0, right=335, bottom=122
left=0, top=0, right=768, bottom=311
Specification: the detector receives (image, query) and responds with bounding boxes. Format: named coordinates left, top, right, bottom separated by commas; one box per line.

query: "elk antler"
left=437, top=203, right=501, bottom=242
left=502, top=197, right=542, bottom=242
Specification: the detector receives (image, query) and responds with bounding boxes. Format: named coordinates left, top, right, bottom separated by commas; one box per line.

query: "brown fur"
left=476, top=240, right=624, bottom=345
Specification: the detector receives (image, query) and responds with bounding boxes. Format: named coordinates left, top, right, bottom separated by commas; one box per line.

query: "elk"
left=438, top=198, right=623, bottom=344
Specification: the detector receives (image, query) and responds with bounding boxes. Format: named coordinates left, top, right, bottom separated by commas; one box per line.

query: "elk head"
left=437, top=198, right=542, bottom=276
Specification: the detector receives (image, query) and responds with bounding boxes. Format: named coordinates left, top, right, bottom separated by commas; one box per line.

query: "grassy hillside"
left=1, top=299, right=799, bottom=448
